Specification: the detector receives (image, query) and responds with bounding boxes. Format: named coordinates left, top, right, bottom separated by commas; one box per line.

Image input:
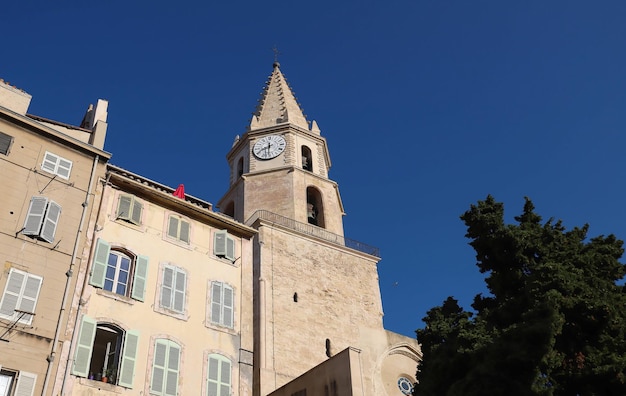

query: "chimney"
left=0, top=79, right=32, bottom=115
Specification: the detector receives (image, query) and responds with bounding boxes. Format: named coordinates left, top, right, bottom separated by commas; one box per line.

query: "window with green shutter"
left=116, top=194, right=143, bottom=225
left=72, top=316, right=139, bottom=388
left=150, top=339, right=180, bottom=396
left=89, top=238, right=148, bottom=301
left=160, top=265, right=186, bottom=313
left=207, top=354, right=231, bottom=396
left=167, top=216, right=190, bottom=244
left=213, top=230, right=235, bottom=261
left=210, top=282, right=234, bottom=329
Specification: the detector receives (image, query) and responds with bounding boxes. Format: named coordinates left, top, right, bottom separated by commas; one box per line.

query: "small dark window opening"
left=0, top=132, right=14, bottom=155
left=236, top=157, right=244, bottom=178
left=301, top=146, right=312, bottom=171
left=325, top=338, right=332, bottom=358
left=324, top=380, right=338, bottom=396
left=293, top=292, right=298, bottom=302
left=89, top=324, right=123, bottom=384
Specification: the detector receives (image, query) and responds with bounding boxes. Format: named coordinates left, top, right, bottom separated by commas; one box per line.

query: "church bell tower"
left=218, top=62, right=345, bottom=236
left=218, top=63, right=419, bottom=396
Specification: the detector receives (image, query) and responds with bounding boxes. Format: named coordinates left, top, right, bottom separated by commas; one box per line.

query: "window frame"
left=213, top=230, right=235, bottom=261
left=116, top=194, right=143, bottom=225
left=71, top=316, right=139, bottom=389
left=166, top=215, right=190, bottom=245
left=0, top=268, right=43, bottom=326
left=150, top=339, right=181, bottom=396
left=206, top=354, right=231, bottom=396
left=209, top=281, right=234, bottom=329
left=41, top=151, right=72, bottom=179
left=158, top=264, right=187, bottom=316
left=22, top=196, right=62, bottom=243
left=89, top=238, right=149, bottom=302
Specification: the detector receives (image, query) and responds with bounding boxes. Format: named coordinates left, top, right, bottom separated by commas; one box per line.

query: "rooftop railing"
left=246, top=210, right=380, bottom=257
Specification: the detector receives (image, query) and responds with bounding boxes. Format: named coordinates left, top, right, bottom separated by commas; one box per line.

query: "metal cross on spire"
left=272, top=46, right=281, bottom=68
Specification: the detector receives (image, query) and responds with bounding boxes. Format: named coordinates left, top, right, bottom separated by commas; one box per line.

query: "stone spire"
left=249, top=62, right=312, bottom=132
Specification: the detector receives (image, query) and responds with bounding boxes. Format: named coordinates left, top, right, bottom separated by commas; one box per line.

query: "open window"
left=0, top=132, right=14, bottom=156
left=72, top=316, right=139, bottom=389
left=116, top=194, right=143, bottom=225
left=214, top=230, right=235, bottom=261
left=0, top=369, right=36, bottom=396
left=23, top=196, right=61, bottom=243
left=89, top=239, right=149, bottom=301
left=306, top=187, right=325, bottom=228
left=301, top=145, right=313, bottom=171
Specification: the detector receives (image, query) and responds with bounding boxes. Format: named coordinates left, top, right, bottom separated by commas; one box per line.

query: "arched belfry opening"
left=236, top=157, right=244, bottom=178
left=301, top=145, right=313, bottom=172
left=306, top=187, right=325, bottom=228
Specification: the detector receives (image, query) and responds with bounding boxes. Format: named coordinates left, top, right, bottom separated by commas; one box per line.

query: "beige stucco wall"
left=0, top=109, right=108, bottom=396
left=56, top=171, right=255, bottom=395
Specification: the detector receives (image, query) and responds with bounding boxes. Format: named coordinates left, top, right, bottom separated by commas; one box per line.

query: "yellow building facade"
left=0, top=80, right=110, bottom=396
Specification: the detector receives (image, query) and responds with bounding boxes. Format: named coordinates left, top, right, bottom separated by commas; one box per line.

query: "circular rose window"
left=397, top=377, right=414, bottom=395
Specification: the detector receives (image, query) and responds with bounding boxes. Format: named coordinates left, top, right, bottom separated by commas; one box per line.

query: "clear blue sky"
left=3, top=1, right=626, bottom=338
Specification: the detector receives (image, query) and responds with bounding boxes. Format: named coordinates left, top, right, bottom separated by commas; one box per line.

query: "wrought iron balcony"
left=246, top=210, right=380, bottom=257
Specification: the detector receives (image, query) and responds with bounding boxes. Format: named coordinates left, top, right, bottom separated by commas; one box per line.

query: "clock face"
left=253, top=135, right=286, bottom=160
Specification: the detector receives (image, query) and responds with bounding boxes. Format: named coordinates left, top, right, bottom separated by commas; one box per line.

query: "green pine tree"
left=415, top=196, right=626, bottom=395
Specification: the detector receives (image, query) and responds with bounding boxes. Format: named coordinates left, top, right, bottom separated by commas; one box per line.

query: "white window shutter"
left=117, top=195, right=132, bottom=222
left=160, top=267, right=174, bottom=309
left=41, top=152, right=57, bottom=174
left=151, top=341, right=167, bottom=394
left=118, top=330, right=140, bottom=388
left=17, top=274, right=42, bottom=325
left=72, top=315, right=97, bottom=377
left=23, top=197, right=48, bottom=236
left=165, top=344, right=180, bottom=396
left=57, top=158, right=72, bottom=179
left=225, top=235, right=235, bottom=261
left=89, top=239, right=110, bottom=288
left=131, top=198, right=143, bottom=224
left=214, top=230, right=227, bottom=257
left=173, top=270, right=186, bottom=313
left=223, top=285, right=233, bottom=329
left=40, top=200, right=61, bottom=243
left=0, top=269, right=24, bottom=318
left=131, top=255, right=149, bottom=302
left=211, top=282, right=222, bottom=325
left=14, top=371, right=37, bottom=396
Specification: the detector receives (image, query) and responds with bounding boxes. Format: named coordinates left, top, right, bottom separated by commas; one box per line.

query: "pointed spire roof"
left=250, top=62, right=310, bottom=131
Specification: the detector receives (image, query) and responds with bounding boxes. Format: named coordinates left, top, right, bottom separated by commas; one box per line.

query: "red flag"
left=173, top=184, right=185, bottom=199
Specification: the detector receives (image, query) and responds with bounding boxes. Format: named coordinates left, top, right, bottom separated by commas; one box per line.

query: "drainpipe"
left=59, top=170, right=111, bottom=395
left=41, top=155, right=100, bottom=396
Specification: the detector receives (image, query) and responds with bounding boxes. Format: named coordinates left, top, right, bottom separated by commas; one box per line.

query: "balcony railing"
left=246, top=210, right=380, bottom=257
